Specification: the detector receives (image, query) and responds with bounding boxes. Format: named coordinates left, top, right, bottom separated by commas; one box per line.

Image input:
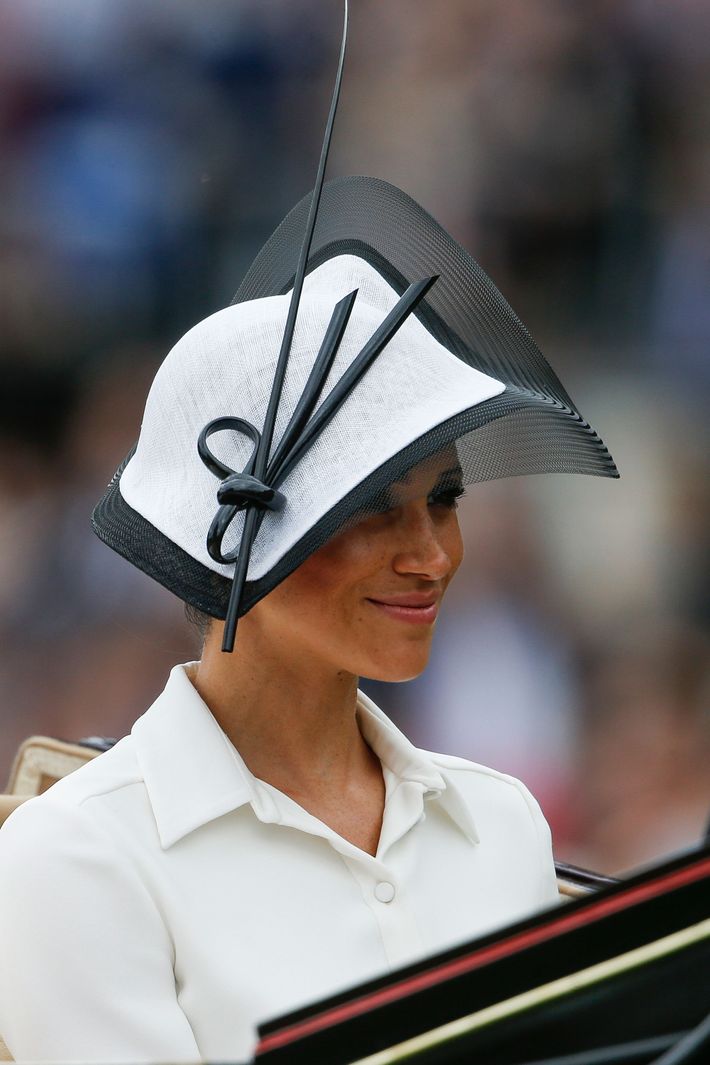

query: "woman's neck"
left=192, top=619, right=375, bottom=802
left=192, top=618, right=386, bottom=855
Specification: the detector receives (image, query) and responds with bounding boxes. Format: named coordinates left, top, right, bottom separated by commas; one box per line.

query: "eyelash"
left=428, top=486, right=466, bottom=510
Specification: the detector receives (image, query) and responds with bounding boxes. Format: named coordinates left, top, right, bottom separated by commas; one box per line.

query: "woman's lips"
left=366, top=597, right=439, bottom=625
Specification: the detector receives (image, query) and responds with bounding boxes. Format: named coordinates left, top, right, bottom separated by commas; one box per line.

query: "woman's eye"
left=428, top=486, right=465, bottom=510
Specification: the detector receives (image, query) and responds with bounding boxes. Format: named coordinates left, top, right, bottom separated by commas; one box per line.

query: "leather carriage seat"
left=2, top=735, right=115, bottom=809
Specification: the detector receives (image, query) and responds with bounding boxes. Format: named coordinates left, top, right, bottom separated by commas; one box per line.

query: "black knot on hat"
left=197, top=417, right=286, bottom=566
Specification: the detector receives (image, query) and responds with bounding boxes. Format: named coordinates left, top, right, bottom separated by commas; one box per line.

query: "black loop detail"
left=198, top=417, right=286, bottom=565
left=197, top=417, right=260, bottom=480
left=217, top=473, right=285, bottom=510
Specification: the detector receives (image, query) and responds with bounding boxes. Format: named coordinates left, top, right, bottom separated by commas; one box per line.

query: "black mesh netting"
left=93, top=176, right=618, bottom=619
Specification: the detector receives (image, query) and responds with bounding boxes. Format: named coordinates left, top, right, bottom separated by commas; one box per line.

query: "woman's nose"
left=390, top=502, right=457, bottom=581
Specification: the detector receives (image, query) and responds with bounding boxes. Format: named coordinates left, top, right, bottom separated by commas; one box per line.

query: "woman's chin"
left=359, top=644, right=433, bottom=684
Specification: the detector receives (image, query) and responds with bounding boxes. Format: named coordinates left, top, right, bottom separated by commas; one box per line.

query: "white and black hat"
left=92, top=7, right=618, bottom=650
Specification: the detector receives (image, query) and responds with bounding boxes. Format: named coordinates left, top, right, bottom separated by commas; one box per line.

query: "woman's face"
left=248, top=456, right=464, bottom=682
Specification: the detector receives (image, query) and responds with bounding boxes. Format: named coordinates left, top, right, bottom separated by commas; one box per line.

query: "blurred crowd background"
left=0, top=0, right=708, bottom=875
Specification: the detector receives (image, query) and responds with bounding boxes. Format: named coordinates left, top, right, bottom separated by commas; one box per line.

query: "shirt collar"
left=355, top=690, right=479, bottom=847
left=132, top=663, right=478, bottom=849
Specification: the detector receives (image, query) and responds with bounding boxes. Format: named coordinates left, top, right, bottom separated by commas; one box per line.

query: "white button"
left=374, top=881, right=395, bottom=903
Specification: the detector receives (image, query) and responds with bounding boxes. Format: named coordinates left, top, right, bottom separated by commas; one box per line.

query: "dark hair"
left=184, top=602, right=213, bottom=642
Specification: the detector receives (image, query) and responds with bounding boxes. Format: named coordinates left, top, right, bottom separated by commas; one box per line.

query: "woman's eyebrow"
left=430, top=465, right=464, bottom=489
left=387, top=464, right=464, bottom=502
left=397, top=462, right=463, bottom=488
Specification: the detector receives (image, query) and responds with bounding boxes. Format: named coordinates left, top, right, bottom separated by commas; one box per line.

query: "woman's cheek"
left=301, top=526, right=388, bottom=587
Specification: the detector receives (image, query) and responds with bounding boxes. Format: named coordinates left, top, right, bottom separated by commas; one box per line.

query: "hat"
left=92, top=5, right=618, bottom=649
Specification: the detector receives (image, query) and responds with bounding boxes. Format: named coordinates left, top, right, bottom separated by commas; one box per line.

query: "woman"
left=0, top=174, right=617, bottom=1062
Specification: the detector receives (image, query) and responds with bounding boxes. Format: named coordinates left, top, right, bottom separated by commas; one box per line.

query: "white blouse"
left=0, top=664, right=559, bottom=1063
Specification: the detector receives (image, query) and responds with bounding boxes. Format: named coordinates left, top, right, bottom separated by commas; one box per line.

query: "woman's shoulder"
left=424, top=748, right=537, bottom=790
left=419, top=746, right=534, bottom=788
left=420, top=748, right=556, bottom=897
left=357, top=689, right=550, bottom=832
left=418, top=747, right=551, bottom=834
left=0, top=735, right=146, bottom=859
